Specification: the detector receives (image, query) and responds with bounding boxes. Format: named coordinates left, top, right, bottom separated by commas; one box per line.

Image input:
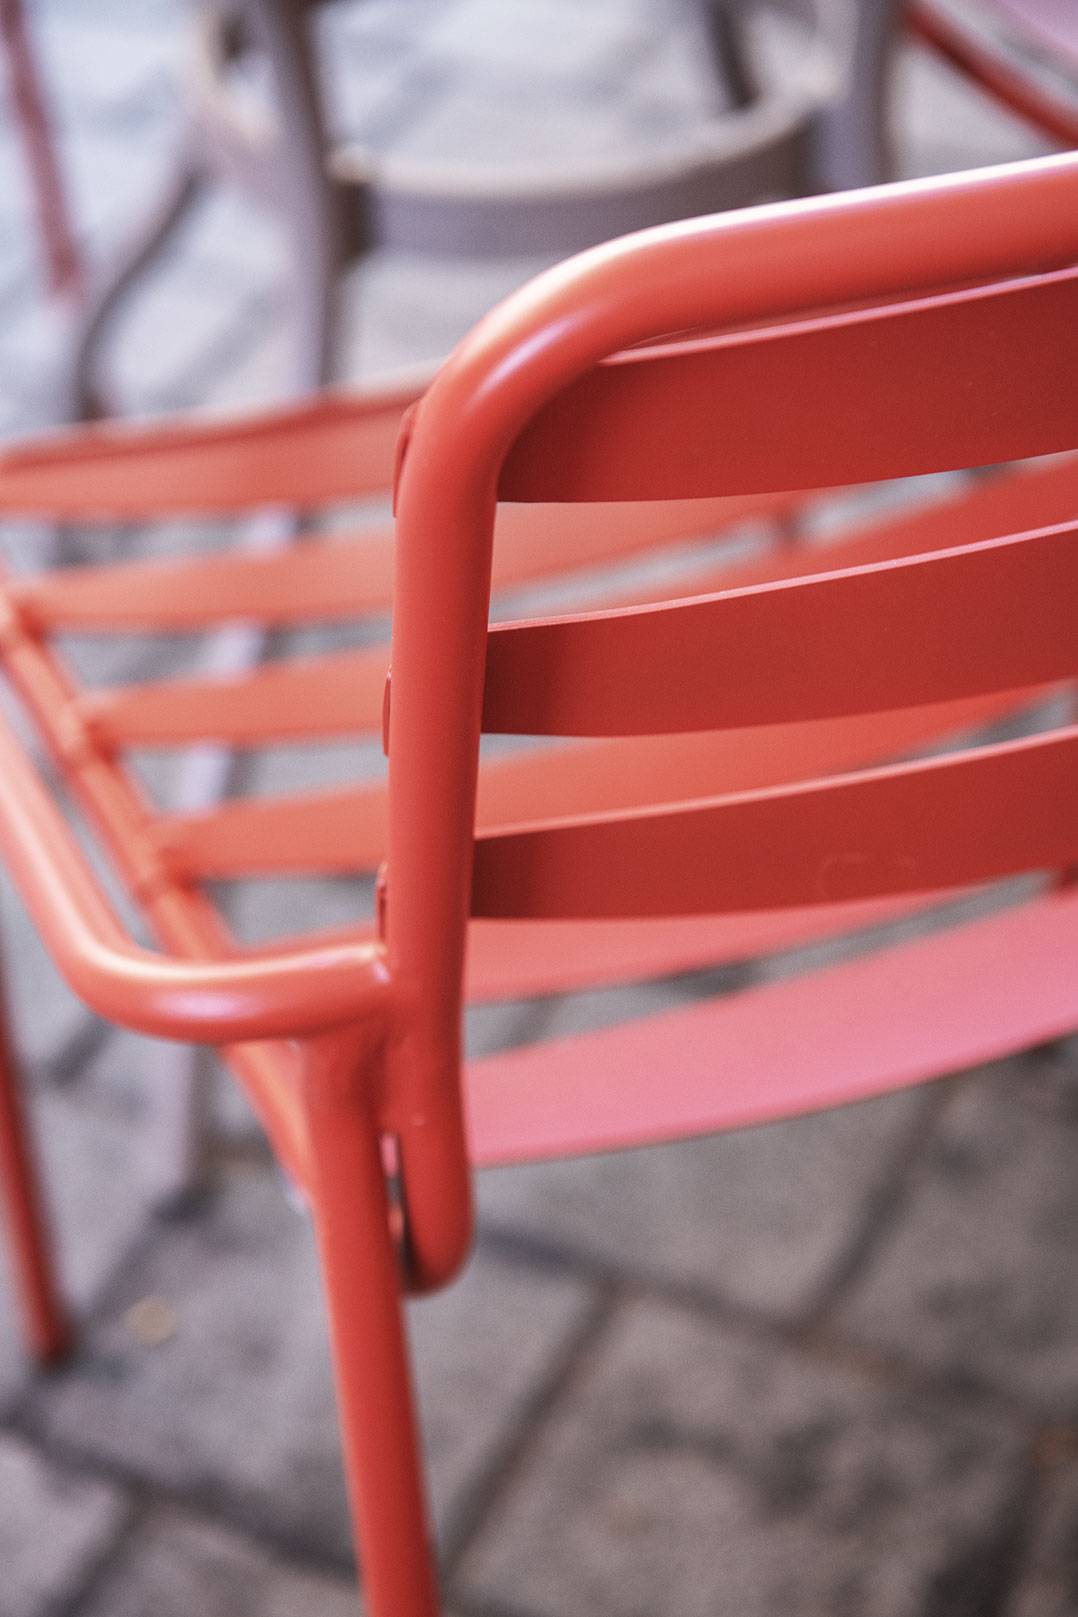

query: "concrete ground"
left=0, top=3, right=1075, bottom=1614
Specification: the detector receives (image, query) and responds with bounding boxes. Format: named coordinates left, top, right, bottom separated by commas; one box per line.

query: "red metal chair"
left=0, top=152, right=1077, bottom=1612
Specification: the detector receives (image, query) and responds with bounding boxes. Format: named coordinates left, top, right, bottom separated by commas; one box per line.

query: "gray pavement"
left=0, top=3, right=1074, bottom=1614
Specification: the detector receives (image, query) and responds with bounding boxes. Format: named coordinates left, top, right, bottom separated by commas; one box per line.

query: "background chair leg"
left=0, top=0, right=81, bottom=298
left=812, top=0, right=903, bottom=191
left=0, top=967, right=70, bottom=1365
left=302, top=1035, right=442, bottom=1617
left=238, top=0, right=346, bottom=394
left=60, top=156, right=202, bottom=422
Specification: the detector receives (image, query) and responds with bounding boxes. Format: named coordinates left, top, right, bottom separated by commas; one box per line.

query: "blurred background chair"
left=908, top=0, right=1078, bottom=147
left=64, top=0, right=903, bottom=419
left=9, top=1, right=1076, bottom=421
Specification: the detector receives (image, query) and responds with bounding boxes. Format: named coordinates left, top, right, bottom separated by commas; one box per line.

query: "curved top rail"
left=408, top=153, right=1078, bottom=489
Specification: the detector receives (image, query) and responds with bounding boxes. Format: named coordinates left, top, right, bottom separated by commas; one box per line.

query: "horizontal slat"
left=638, top=454, right=1078, bottom=609
left=12, top=266, right=1066, bottom=524
left=156, top=779, right=383, bottom=877
left=483, top=521, right=1078, bottom=735
left=79, top=456, right=1078, bottom=749
left=465, top=888, right=1078, bottom=1165
left=251, top=890, right=961, bottom=1005
left=471, top=688, right=1050, bottom=830
left=83, top=648, right=390, bottom=750
left=27, top=448, right=1078, bottom=642
left=22, top=491, right=787, bottom=632
left=22, top=531, right=394, bottom=630
left=0, top=383, right=420, bottom=518
left=157, top=687, right=1047, bottom=877
left=470, top=727, right=1078, bottom=919
left=463, top=892, right=955, bottom=1004
left=499, top=268, right=1078, bottom=501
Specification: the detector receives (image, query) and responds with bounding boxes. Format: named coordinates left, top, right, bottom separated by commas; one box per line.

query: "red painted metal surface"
left=483, top=519, right=1078, bottom=736
left=0, top=383, right=422, bottom=517
left=0, top=696, right=391, bottom=1048
left=300, top=1029, right=440, bottom=1617
left=467, top=887, right=1078, bottom=1164
left=20, top=491, right=788, bottom=627
left=388, top=147, right=1078, bottom=1291
left=500, top=269, right=1078, bottom=501
left=471, top=727, right=1078, bottom=919
left=152, top=687, right=1044, bottom=880
left=56, top=452, right=1078, bottom=749
left=0, top=156, right=1075, bottom=1617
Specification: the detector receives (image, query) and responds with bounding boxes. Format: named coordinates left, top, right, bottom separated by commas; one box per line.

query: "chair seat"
left=466, top=885, right=1078, bottom=1165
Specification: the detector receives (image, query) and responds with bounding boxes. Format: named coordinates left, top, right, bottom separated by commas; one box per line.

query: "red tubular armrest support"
left=0, top=710, right=391, bottom=1045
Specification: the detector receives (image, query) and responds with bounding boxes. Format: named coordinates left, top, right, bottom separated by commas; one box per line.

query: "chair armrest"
left=0, top=708, right=390, bottom=1044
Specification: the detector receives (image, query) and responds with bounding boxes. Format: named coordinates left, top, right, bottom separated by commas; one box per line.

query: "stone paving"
left=0, top=2, right=1074, bottom=1614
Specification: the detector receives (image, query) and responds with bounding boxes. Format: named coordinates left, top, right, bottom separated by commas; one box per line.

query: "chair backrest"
left=386, top=152, right=1078, bottom=1287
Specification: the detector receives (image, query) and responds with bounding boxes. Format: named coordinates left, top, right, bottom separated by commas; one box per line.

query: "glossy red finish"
left=483, top=519, right=1078, bottom=735
left=144, top=687, right=1044, bottom=880
left=300, top=1030, right=440, bottom=1617
left=0, top=382, right=422, bottom=517
left=20, top=491, right=786, bottom=628
left=0, top=155, right=1075, bottom=1617
left=50, top=451, right=1078, bottom=750
left=390, top=151, right=1078, bottom=1285
left=500, top=269, right=1078, bottom=501
left=471, top=726, right=1078, bottom=919
left=0, top=701, right=392, bottom=1045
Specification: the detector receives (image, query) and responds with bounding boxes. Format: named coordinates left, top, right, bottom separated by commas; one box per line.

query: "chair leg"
left=61, top=155, right=202, bottom=422
left=812, top=0, right=902, bottom=192
left=237, top=0, right=345, bottom=394
left=0, top=965, right=69, bottom=1365
left=0, top=0, right=81, bottom=297
left=301, top=1035, right=442, bottom=1617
